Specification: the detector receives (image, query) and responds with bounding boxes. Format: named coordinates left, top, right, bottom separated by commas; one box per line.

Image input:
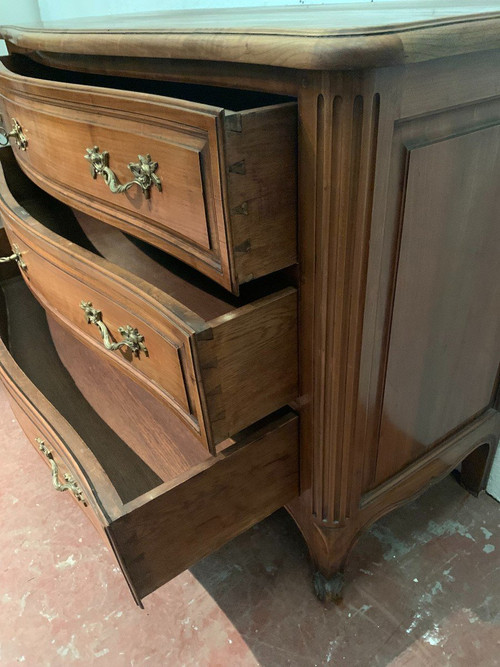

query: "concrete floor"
left=0, top=384, right=499, bottom=667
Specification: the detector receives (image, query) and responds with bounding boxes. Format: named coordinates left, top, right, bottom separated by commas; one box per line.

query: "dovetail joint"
left=232, top=202, right=249, bottom=215
left=225, top=113, right=242, bottom=133
left=229, top=160, right=246, bottom=175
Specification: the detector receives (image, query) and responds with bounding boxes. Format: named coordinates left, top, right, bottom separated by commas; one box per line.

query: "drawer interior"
left=0, top=54, right=297, bottom=294
left=1, top=148, right=294, bottom=321
left=0, top=148, right=297, bottom=453
left=2, top=54, right=294, bottom=111
left=0, top=275, right=210, bottom=503
left=0, top=139, right=299, bottom=603
left=0, top=270, right=299, bottom=604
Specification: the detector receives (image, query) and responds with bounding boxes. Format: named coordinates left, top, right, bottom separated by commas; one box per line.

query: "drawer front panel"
left=7, top=391, right=105, bottom=532
left=3, top=344, right=299, bottom=604
left=2, top=218, right=202, bottom=431
left=110, top=410, right=299, bottom=601
left=0, top=62, right=298, bottom=292
left=0, top=340, right=116, bottom=532
left=0, top=265, right=299, bottom=605
left=0, top=276, right=150, bottom=606
left=0, top=152, right=298, bottom=451
left=1, top=93, right=218, bottom=252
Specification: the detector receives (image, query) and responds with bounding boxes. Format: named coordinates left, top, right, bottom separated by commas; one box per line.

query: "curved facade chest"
left=0, top=3, right=499, bottom=605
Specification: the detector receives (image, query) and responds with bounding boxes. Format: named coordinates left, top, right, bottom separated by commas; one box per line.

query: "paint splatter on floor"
left=0, top=385, right=498, bottom=666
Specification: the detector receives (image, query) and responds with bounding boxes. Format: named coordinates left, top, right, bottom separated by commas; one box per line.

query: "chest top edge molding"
left=1, top=3, right=500, bottom=71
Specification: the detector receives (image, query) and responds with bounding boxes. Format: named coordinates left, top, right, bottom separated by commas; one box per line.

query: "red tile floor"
left=1, top=384, right=499, bottom=666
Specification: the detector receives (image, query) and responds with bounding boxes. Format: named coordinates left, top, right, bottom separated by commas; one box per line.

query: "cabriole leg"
left=460, top=440, right=498, bottom=497
left=313, top=570, right=345, bottom=603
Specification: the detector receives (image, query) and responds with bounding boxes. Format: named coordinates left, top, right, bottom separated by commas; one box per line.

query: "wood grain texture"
left=375, top=125, right=500, bottom=485
left=289, top=423, right=498, bottom=582
left=109, top=410, right=299, bottom=600
left=2, top=2, right=500, bottom=70
left=47, top=315, right=209, bottom=484
left=224, top=102, right=297, bottom=284
left=197, top=287, right=298, bottom=443
left=0, top=56, right=297, bottom=292
left=288, top=53, right=500, bottom=590
left=292, top=71, right=381, bottom=529
left=19, top=52, right=299, bottom=96
left=0, top=252, right=299, bottom=603
left=0, top=153, right=298, bottom=451
left=358, top=94, right=500, bottom=492
left=0, top=199, right=18, bottom=282
left=2, top=213, right=201, bottom=430
left=0, top=275, right=125, bottom=522
left=400, top=50, right=500, bottom=120
left=2, top=10, right=500, bottom=602
left=72, top=210, right=237, bottom=321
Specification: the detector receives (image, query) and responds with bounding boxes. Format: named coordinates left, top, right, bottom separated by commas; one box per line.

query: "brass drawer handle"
left=80, top=301, right=148, bottom=357
left=0, top=117, right=28, bottom=150
left=36, top=438, right=87, bottom=505
left=84, top=146, right=161, bottom=199
left=0, top=244, right=26, bottom=270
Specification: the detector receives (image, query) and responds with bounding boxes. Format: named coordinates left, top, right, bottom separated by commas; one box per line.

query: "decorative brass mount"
left=80, top=301, right=148, bottom=357
left=0, top=117, right=28, bottom=150
left=84, top=146, right=161, bottom=199
left=36, top=438, right=87, bottom=505
left=0, top=244, right=27, bottom=270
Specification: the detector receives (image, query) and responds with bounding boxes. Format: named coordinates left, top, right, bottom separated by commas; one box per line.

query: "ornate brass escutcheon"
left=0, top=117, right=28, bottom=150
left=84, top=146, right=161, bottom=199
left=36, top=438, right=87, bottom=505
left=0, top=244, right=27, bottom=270
left=80, top=301, right=148, bottom=357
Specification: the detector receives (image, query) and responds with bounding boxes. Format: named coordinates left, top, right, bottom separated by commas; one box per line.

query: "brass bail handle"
left=80, top=301, right=148, bottom=357
left=36, top=438, right=87, bottom=505
left=0, top=244, right=27, bottom=270
left=0, top=116, right=28, bottom=150
left=84, top=146, right=161, bottom=199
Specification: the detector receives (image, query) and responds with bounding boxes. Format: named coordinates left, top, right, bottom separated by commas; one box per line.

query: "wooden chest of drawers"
left=0, top=3, right=499, bottom=606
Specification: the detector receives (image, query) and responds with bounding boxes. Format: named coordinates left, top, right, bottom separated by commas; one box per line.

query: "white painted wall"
left=1, top=0, right=499, bottom=500
left=0, top=0, right=40, bottom=23
left=38, top=0, right=402, bottom=22
left=0, top=0, right=40, bottom=54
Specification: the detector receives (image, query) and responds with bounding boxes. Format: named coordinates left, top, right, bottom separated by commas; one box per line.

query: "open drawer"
left=0, top=271, right=299, bottom=605
left=0, top=54, right=297, bottom=293
left=0, top=150, right=298, bottom=453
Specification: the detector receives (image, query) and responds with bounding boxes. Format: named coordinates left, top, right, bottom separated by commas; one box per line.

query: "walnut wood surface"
left=1, top=7, right=500, bottom=603
left=375, top=124, right=500, bottom=485
left=20, top=52, right=299, bottom=96
left=0, top=56, right=297, bottom=292
left=288, top=48, right=500, bottom=585
left=2, top=2, right=500, bottom=70
left=0, top=152, right=298, bottom=452
left=197, top=288, right=298, bottom=444
left=0, top=274, right=152, bottom=513
left=72, top=210, right=237, bottom=321
left=0, top=247, right=299, bottom=603
left=3, top=214, right=199, bottom=422
left=47, top=315, right=209, bottom=482
left=224, top=102, right=297, bottom=285
left=109, top=410, right=299, bottom=600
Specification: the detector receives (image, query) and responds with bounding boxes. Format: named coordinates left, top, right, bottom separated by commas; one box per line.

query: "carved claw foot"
left=313, top=571, right=345, bottom=603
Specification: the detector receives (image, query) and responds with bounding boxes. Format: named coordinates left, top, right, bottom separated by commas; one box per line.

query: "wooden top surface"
left=2, top=2, right=500, bottom=70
